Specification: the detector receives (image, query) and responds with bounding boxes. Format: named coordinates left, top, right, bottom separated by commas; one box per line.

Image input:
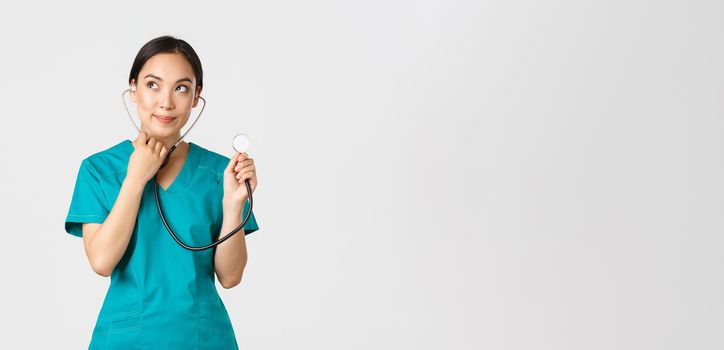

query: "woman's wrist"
left=222, top=197, right=247, bottom=213
left=122, top=177, right=146, bottom=193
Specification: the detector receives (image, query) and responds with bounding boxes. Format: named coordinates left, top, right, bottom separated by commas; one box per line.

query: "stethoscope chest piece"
left=232, top=133, right=251, bottom=153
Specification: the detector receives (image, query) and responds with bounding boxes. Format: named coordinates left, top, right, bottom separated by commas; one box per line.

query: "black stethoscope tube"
left=155, top=145, right=253, bottom=251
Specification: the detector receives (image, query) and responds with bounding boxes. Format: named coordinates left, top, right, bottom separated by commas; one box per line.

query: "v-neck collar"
left=123, top=139, right=200, bottom=196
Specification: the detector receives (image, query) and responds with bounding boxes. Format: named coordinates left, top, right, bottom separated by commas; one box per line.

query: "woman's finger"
left=225, top=152, right=240, bottom=173
left=238, top=172, right=253, bottom=183
left=133, top=131, right=145, bottom=147
left=236, top=166, right=255, bottom=178
left=234, top=159, right=254, bottom=171
left=237, top=165, right=255, bottom=174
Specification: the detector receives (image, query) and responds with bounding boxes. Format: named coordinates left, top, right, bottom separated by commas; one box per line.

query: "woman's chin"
left=154, top=129, right=178, bottom=138
left=140, top=125, right=179, bottom=138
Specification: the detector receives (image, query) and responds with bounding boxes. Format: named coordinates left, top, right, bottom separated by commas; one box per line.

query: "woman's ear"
left=129, top=79, right=137, bottom=103
left=192, top=85, right=203, bottom=107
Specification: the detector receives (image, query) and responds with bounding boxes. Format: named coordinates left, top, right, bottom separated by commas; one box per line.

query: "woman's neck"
left=140, top=128, right=184, bottom=150
left=162, top=138, right=188, bottom=158
left=159, top=140, right=189, bottom=171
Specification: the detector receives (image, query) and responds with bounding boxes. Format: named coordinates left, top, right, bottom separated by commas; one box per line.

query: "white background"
left=0, top=0, right=722, bottom=349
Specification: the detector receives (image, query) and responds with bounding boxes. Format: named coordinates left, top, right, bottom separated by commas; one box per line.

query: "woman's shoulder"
left=191, top=142, right=232, bottom=178
left=81, top=139, right=133, bottom=177
left=192, top=142, right=231, bottom=165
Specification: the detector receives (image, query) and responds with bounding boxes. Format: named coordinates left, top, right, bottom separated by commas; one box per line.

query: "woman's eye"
left=176, top=85, right=189, bottom=92
left=147, top=82, right=157, bottom=89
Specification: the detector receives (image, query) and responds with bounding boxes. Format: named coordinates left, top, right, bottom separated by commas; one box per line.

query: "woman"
left=64, top=35, right=260, bottom=349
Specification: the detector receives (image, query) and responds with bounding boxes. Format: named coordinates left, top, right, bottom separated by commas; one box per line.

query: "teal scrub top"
left=64, top=139, right=259, bottom=349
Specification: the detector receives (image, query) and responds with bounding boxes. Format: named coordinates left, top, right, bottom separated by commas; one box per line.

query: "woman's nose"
left=160, top=91, right=175, bottom=110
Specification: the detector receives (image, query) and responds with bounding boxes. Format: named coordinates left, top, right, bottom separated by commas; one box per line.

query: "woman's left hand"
left=223, top=152, right=257, bottom=210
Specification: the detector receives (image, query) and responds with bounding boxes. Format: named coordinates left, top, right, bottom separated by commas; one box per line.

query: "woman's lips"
left=154, top=114, right=176, bottom=124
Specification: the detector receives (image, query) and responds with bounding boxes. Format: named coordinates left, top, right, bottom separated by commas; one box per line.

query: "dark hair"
left=128, top=35, right=203, bottom=90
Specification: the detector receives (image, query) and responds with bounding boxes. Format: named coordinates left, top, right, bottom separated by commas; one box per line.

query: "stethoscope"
left=122, top=88, right=254, bottom=251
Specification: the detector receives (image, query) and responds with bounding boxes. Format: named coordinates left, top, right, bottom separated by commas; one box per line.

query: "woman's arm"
left=214, top=201, right=248, bottom=289
left=81, top=178, right=145, bottom=277
left=81, top=132, right=167, bottom=277
left=216, top=151, right=256, bottom=289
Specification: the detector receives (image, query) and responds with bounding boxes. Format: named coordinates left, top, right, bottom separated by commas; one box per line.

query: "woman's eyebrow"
left=143, top=74, right=193, bottom=84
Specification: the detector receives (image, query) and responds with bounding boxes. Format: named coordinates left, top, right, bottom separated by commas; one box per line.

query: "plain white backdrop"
left=0, top=0, right=722, bottom=349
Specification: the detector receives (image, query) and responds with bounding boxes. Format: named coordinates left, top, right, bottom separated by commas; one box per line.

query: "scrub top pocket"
left=91, top=309, right=142, bottom=349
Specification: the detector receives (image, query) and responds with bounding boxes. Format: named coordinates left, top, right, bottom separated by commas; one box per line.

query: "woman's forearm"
left=87, top=178, right=145, bottom=276
left=214, top=201, right=248, bottom=288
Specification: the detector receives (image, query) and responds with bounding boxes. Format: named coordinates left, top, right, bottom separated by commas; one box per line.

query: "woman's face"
left=129, top=52, right=201, bottom=139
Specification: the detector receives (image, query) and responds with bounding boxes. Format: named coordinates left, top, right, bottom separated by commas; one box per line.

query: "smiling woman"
left=128, top=42, right=202, bottom=148
left=63, top=35, right=260, bottom=350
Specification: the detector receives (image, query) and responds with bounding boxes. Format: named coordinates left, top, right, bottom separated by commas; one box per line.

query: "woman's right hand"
left=126, top=131, right=168, bottom=186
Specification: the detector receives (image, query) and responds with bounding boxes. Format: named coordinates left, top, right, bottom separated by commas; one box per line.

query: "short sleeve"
left=64, top=159, right=110, bottom=238
left=241, top=200, right=259, bottom=236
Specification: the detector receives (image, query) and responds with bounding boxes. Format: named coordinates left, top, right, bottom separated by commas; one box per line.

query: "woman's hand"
left=223, top=152, right=257, bottom=210
left=127, top=131, right=168, bottom=187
